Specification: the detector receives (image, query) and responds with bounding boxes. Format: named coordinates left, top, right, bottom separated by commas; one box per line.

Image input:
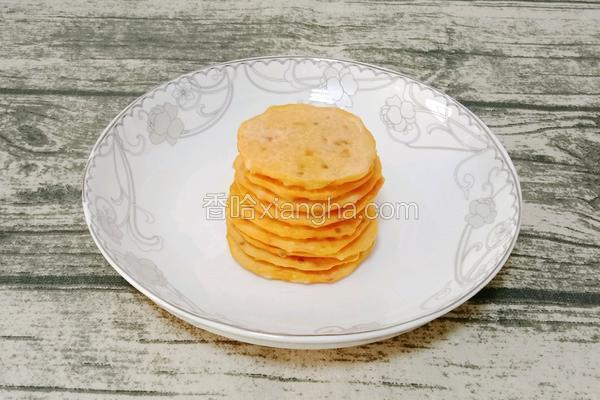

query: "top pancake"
left=237, top=104, right=377, bottom=189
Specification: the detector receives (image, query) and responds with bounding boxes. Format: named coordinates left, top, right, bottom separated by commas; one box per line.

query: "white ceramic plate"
left=83, top=56, right=522, bottom=349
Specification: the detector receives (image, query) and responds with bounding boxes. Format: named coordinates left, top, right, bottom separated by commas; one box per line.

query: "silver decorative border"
left=82, top=56, right=522, bottom=342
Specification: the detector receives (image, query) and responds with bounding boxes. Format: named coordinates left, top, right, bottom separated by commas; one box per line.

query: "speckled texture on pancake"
left=237, top=104, right=377, bottom=189
left=236, top=156, right=381, bottom=201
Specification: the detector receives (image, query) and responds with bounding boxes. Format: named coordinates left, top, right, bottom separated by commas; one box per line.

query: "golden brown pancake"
left=227, top=227, right=358, bottom=271
left=236, top=156, right=381, bottom=201
left=230, top=178, right=384, bottom=227
left=228, top=235, right=374, bottom=284
left=234, top=157, right=382, bottom=212
left=237, top=104, right=377, bottom=189
left=227, top=218, right=378, bottom=261
left=226, top=104, right=383, bottom=283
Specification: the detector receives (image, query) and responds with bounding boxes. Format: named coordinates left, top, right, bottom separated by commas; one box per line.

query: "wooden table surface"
left=1, top=1, right=599, bottom=398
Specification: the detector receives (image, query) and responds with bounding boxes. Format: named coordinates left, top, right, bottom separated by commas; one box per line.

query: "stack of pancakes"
left=226, top=104, right=383, bottom=284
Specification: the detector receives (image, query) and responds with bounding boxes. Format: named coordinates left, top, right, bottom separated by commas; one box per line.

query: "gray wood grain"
left=1, top=0, right=599, bottom=398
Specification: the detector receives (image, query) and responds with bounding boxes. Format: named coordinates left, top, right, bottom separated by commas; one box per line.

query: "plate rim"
left=82, top=55, right=523, bottom=346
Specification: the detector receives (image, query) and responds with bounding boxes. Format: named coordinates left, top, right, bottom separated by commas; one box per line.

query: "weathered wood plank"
left=0, top=289, right=598, bottom=399
left=0, top=1, right=599, bottom=107
left=1, top=0, right=599, bottom=398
